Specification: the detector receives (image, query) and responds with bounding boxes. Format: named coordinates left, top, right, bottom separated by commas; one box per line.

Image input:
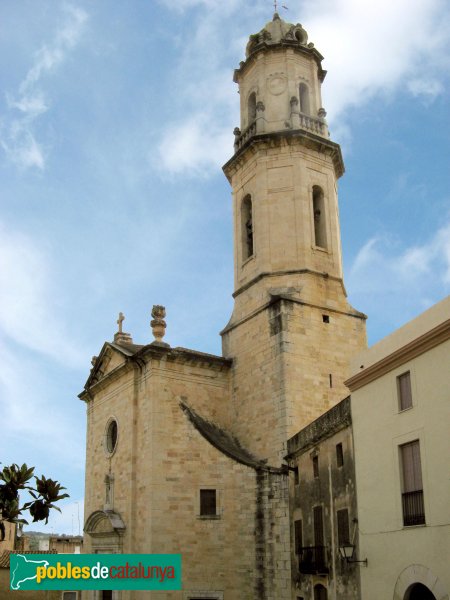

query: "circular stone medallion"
left=267, top=74, right=287, bottom=95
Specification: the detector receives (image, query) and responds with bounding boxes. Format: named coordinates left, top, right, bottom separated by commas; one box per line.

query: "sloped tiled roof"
left=180, top=402, right=265, bottom=469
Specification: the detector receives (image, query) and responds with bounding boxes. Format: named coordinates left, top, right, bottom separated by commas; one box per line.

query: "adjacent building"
left=286, top=398, right=361, bottom=600
left=346, top=295, right=450, bottom=600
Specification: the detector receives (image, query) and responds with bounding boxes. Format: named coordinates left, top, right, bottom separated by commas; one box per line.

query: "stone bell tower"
left=221, top=13, right=367, bottom=465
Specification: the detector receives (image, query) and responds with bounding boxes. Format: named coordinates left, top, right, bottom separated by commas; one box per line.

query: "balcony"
left=233, top=121, right=257, bottom=152
left=402, top=490, right=425, bottom=526
left=298, top=546, right=329, bottom=575
left=233, top=114, right=327, bottom=153
left=298, top=113, right=326, bottom=135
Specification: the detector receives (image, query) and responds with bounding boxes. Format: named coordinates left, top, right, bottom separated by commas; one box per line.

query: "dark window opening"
left=336, top=443, right=344, bottom=467
left=337, top=509, right=350, bottom=545
left=242, top=195, right=254, bottom=260
left=322, top=314, right=330, bottom=323
left=106, top=420, right=118, bottom=453
left=312, top=186, right=327, bottom=248
left=313, top=455, right=319, bottom=478
left=294, top=519, right=303, bottom=555
left=329, top=374, right=333, bottom=388
left=200, top=489, right=217, bottom=516
left=294, top=466, right=299, bottom=485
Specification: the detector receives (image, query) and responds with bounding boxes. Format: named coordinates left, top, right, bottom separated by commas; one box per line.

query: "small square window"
left=322, top=314, right=330, bottom=323
left=336, top=443, right=344, bottom=468
left=398, top=371, right=412, bottom=411
left=313, top=455, right=319, bottom=478
left=200, top=489, right=216, bottom=516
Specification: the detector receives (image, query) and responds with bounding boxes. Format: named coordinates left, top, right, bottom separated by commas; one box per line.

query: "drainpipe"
left=328, top=461, right=337, bottom=600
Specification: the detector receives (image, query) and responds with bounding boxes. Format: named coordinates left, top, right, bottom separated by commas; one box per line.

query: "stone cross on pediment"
left=117, top=312, right=124, bottom=333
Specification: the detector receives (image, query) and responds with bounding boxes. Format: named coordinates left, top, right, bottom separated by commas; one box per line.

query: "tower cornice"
left=234, top=42, right=326, bottom=85
left=222, top=129, right=345, bottom=182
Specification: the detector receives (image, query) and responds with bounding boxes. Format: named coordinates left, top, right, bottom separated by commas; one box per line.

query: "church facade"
left=80, top=13, right=367, bottom=600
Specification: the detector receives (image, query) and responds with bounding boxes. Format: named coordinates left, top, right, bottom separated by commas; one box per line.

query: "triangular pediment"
left=83, top=342, right=136, bottom=390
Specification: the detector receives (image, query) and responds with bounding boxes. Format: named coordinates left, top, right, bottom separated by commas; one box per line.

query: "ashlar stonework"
left=80, top=12, right=367, bottom=600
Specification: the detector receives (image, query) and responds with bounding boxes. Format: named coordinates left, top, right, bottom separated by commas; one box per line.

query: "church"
left=79, top=11, right=369, bottom=600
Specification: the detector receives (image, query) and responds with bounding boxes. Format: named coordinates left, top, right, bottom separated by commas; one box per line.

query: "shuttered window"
left=313, top=506, right=324, bottom=546
left=294, top=519, right=303, bottom=554
left=337, top=509, right=350, bottom=545
left=400, top=440, right=425, bottom=526
left=398, top=371, right=412, bottom=410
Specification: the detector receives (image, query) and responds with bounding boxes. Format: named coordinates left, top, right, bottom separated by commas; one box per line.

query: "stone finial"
left=113, top=312, right=133, bottom=345
left=151, top=305, right=167, bottom=344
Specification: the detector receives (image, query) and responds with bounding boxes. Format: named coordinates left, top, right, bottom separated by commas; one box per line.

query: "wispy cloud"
left=0, top=222, right=84, bottom=366
left=348, top=219, right=450, bottom=335
left=297, top=0, right=450, bottom=132
left=0, top=4, right=88, bottom=169
left=407, top=78, right=445, bottom=102
left=156, top=0, right=450, bottom=175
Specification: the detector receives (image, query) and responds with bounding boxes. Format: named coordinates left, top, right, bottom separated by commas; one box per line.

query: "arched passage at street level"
left=393, top=564, right=448, bottom=600
left=406, top=583, right=437, bottom=600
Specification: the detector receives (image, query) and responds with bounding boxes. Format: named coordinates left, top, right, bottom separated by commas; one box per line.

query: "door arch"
left=394, top=565, right=448, bottom=600
left=406, top=583, right=437, bottom=600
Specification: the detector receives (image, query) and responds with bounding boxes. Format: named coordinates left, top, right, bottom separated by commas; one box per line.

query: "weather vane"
left=273, top=0, right=288, bottom=12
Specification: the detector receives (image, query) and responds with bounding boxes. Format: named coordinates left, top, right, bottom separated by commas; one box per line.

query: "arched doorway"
left=394, top=565, right=448, bottom=600
left=406, top=583, right=437, bottom=600
left=314, top=584, right=328, bottom=600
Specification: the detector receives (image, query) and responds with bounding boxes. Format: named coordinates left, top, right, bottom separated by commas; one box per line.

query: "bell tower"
left=222, top=13, right=367, bottom=465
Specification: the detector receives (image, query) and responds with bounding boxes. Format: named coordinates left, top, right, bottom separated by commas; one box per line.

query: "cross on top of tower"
left=273, top=0, right=288, bottom=14
left=117, top=312, right=125, bottom=333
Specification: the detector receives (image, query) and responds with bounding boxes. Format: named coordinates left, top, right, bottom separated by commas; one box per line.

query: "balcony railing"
left=298, top=546, right=329, bottom=575
left=234, top=122, right=257, bottom=152
left=233, top=114, right=327, bottom=153
left=402, top=490, right=425, bottom=526
left=299, top=114, right=326, bottom=135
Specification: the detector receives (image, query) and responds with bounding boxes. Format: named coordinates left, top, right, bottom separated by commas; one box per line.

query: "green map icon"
left=10, top=554, right=50, bottom=590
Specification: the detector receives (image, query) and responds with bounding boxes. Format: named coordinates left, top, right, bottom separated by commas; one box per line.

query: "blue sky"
left=1, top=0, right=449, bottom=534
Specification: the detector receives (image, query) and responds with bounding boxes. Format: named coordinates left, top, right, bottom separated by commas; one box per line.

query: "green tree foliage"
left=0, top=463, right=69, bottom=541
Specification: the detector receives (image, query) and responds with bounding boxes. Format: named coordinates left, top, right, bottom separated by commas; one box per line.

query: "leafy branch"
left=0, top=463, right=69, bottom=541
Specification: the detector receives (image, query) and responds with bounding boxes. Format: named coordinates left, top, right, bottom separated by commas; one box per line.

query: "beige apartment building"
left=346, top=295, right=450, bottom=600
left=80, top=11, right=367, bottom=600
